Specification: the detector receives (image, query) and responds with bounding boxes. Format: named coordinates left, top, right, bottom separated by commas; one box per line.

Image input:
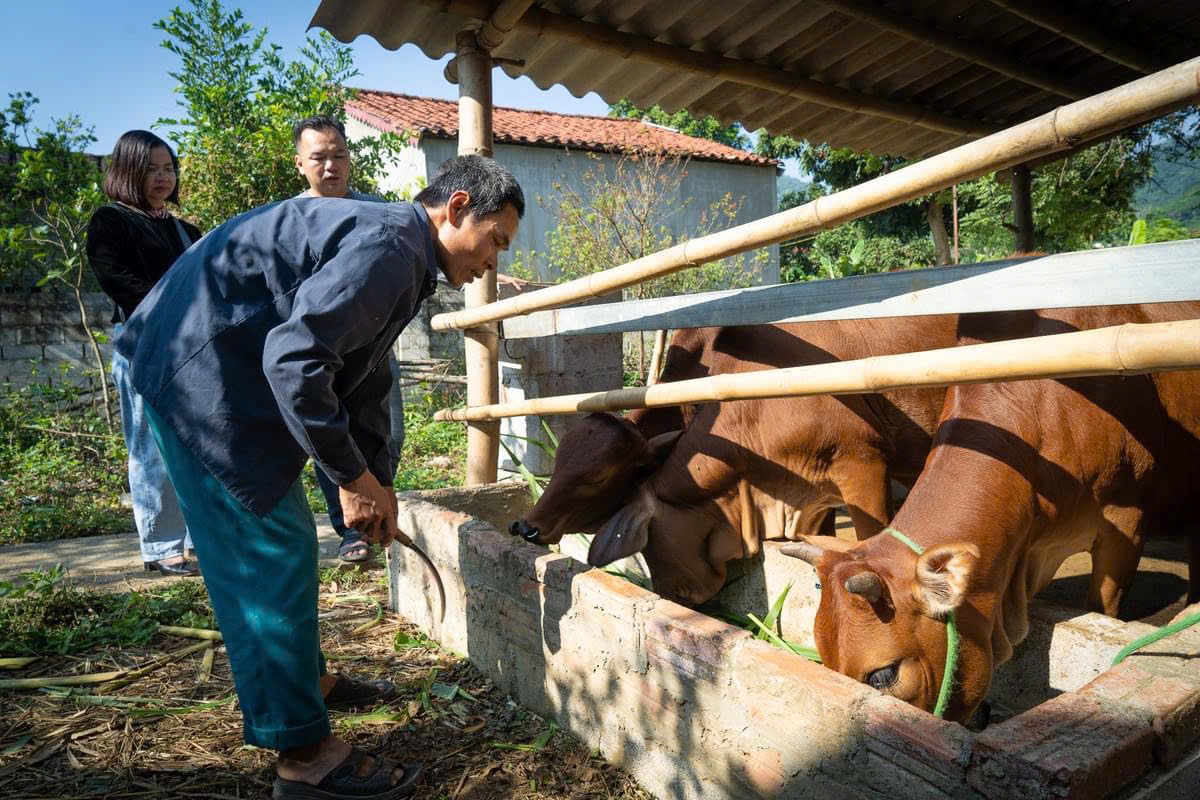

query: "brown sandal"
left=322, top=674, right=395, bottom=711
left=272, top=746, right=421, bottom=799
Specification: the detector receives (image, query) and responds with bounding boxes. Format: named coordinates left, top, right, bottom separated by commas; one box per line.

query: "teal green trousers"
left=145, top=405, right=330, bottom=750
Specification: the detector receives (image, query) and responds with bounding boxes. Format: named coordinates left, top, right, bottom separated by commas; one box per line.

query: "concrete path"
left=0, top=514, right=356, bottom=586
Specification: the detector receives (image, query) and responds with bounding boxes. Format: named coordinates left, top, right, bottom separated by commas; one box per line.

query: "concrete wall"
left=0, top=291, right=113, bottom=390
left=346, top=130, right=780, bottom=285
left=389, top=484, right=1200, bottom=800
left=344, top=117, right=428, bottom=200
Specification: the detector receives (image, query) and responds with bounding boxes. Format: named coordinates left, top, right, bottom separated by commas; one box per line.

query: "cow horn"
left=845, top=571, right=883, bottom=604
left=780, top=541, right=824, bottom=565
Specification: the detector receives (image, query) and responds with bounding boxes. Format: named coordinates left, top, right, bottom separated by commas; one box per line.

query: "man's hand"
left=338, top=470, right=400, bottom=547
left=496, top=273, right=528, bottom=292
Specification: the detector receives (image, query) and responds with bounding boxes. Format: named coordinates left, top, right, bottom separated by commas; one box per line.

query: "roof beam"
left=412, top=0, right=994, bottom=138
left=477, top=0, right=535, bottom=50
left=817, top=0, right=1091, bottom=100
left=985, top=0, right=1167, bottom=75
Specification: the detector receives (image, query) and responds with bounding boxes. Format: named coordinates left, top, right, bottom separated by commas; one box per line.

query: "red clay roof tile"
left=346, top=90, right=778, bottom=168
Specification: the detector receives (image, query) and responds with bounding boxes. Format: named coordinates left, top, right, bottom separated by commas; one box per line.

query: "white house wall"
left=417, top=138, right=779, bottom=285
left=344, top=116, right=428, bottom=200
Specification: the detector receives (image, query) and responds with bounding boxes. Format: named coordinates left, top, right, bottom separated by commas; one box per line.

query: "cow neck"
left=883, top=526, right=960, bottom=720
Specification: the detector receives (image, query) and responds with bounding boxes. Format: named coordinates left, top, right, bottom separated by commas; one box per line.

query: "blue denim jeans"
left=111, top=325, right=191, bottom=563
left=144, top=404, right=330, bottom=750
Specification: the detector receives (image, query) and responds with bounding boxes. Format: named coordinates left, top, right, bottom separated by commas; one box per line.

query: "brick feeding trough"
left=388, top=483, right=1200, bottom=800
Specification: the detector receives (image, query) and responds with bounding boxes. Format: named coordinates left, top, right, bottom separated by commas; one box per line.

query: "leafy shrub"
left=0, top=565, right=212, bottom=655
left=394, top=387, right=467, bottom=491
left=0, top=379, right=130, bottom=545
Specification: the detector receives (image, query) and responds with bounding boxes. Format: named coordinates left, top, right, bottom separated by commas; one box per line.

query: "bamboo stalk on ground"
left=430, top=57, right=1200, bottom=333
left=0, top=656, right=39, bottom=669
left=435, top=318, right=1200, bottom=422
left=158, top=625, right=222, bottom=640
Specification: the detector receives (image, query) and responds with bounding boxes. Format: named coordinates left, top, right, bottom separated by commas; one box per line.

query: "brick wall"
left=0, top=286, right=469, bottom=393
left=0, top=291, right=113, bottom=390
left=390, top=485, right=1200, bottom=800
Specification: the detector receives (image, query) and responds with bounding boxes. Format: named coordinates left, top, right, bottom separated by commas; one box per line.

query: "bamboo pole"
left=477, top=0, right=535, bottom=50
left=1011, top=163, right=1035, bottom=252
left=455, top=29, right=501, bottom=486
left=432, top=57, right=1200, bottom=333
left=434, top=319, right=1200, bottom=422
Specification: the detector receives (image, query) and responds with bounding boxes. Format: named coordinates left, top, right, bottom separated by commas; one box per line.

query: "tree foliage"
left=0, top=93, right=103, bottom=290
left=155, top=0, right=406, bottom=230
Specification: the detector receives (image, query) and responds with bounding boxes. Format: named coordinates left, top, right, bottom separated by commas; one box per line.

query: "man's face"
left=435, top=191, right=520, bottom=288
left=295, top=127, right=351, bottom=198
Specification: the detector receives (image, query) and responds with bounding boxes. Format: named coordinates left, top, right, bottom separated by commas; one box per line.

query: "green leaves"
left=154, top=0, right=406, bottom=230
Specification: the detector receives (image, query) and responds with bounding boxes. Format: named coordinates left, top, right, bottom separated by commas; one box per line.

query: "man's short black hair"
left=292, top=115, right=347, bottom=147
left=415, top=155, right=525, bottom=218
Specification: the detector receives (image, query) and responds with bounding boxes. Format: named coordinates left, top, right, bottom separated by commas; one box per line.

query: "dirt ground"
left=0, top=569, right=652, bottom=800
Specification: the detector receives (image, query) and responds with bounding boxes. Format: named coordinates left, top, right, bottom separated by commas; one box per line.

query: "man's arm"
left=261, top=218, right=416, bottom=541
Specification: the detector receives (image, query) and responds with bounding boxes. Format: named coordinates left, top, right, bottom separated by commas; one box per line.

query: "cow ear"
left=588, top=485, right=656, bottom=567
left=644, top=430, right=682, bottom=466
left=913, top=543, right=980, bottom=619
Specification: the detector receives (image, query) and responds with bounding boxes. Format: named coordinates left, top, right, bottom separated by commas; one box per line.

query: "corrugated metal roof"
left=310, top=0, right=1199, bottom=159
left=347, top=90, right=779, bottom=166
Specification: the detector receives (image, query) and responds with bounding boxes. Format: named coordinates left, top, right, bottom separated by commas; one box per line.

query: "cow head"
left=783, top=535, right=988, bottom=722
left=509, top=413, right=680, bottom=550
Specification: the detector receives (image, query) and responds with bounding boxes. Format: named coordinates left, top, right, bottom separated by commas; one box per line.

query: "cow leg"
left=1088, top=505, right=1146, bottom=617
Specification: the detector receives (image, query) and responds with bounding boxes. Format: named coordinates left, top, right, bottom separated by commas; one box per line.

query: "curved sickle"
left=393, top=532, right=447, bottom=623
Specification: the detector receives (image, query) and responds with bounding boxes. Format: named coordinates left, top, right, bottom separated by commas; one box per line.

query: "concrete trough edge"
left=388, top=487, right=1200, bottom=800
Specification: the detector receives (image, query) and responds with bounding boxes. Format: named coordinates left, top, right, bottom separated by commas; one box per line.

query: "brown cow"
left=510, top=317, right=958, bottom=605
left=786, top=303, right=1200, bottom=722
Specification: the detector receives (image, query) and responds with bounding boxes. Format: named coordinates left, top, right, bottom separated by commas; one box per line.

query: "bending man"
left=117, top=155, right=523, bottom=800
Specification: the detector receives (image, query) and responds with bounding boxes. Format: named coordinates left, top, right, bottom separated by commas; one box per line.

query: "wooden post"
left=1011, top=163, right=1035, bottom=253
left=456, top=29, right=500, bottom=486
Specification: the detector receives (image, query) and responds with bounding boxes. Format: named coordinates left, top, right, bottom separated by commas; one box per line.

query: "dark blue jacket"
left=116, top=197, right=440, bottom=516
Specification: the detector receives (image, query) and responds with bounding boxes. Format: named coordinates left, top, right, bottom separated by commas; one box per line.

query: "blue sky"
left=3, top=1, right=612, bottom=154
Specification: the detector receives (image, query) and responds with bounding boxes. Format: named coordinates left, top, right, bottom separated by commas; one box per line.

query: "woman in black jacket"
left=87, top=130, right=201, bottom=577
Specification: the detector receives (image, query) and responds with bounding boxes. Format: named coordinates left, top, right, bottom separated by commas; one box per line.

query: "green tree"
left=1, top=94, right=103, bottom=288
left=609, top=100, right=748, bottom=150
left=154, top=0, right=405, bottom=230
left=0, top=93, right=112, bottom=422
left=955, top=134, right=1154, bottom=260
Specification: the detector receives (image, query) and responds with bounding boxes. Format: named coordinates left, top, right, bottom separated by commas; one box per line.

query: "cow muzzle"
left=509, top=519, right=542, bottom=543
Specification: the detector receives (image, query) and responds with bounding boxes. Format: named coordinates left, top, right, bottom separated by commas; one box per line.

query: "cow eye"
left=866, top=663, right=900, bottom=691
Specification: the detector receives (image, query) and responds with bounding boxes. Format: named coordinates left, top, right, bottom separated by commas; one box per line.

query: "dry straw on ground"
left=0, top=573, right=651, bottom=800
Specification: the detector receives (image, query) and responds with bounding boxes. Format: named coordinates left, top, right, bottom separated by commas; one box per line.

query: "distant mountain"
left=1134, top=147, right=1200, bottom=229
left=777, top=174, right=812, bottom=203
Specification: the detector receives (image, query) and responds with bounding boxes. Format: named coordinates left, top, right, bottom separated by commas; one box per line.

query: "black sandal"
left=323, top=674, right=396, bottom=711
left=273, top=746, right=421, bottom=799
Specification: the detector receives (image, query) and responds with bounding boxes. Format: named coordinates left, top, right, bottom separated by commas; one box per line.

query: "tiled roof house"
left=344, top=90, right=780, bottom=284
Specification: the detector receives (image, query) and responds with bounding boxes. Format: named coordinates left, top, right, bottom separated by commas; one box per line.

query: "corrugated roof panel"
left=311, top=0, right=1200, bottom=159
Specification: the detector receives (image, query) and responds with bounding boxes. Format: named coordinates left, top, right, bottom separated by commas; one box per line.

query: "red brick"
left=644, top=601, right=751, bottom=673
left=969, top=691, right=1155, bottom=800
left=1081, top=662, right=1200, bottom=764
left=864, top=693, right=972, bottom=785
left=735, top=747, right=786, bottom=797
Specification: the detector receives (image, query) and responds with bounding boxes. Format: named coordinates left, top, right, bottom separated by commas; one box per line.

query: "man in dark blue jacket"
left=117, top=155, right=523, bottom=799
